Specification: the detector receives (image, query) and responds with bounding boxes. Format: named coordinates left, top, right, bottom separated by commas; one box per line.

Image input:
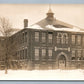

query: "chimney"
left=24, top=19, right=28, bottom=28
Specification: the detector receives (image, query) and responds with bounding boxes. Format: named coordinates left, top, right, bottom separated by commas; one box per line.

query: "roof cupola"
left=46, top=6, right=54, bottom=20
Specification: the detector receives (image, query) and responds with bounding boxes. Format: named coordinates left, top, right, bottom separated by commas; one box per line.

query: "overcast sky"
left=0, top=4, right=84, bottom=29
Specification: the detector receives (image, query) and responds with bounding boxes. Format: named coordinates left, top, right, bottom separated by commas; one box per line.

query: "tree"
left=0, top=17, right=15, bottom=74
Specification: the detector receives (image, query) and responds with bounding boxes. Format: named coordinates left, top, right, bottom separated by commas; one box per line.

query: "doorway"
left=58, top=55, right=66, bottom=68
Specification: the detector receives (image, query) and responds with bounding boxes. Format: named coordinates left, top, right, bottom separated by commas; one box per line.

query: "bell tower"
left=46, top=4, right=54, bottom=20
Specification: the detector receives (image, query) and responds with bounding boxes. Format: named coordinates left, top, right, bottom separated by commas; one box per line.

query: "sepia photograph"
left=0, top=3, right=84, bottom=80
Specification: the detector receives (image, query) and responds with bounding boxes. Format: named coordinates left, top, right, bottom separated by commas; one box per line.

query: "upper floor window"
left=77, top=35, right=81, bottom=45
left=72, top=35, right=75, bottom=44
left=35, top=48, right=39, bottom=60
left=42, top=32, right=46, bottom=43
left=25, top=32, right=27, bottom=42
left=35, top=32, right=39, bottom=42
left=57, top=33, right=68, bottom=44
left=57, top=33, right=61, bottom=44
left=63, top=33, right=68, bottom=44
left=48, top=32, right=53, bottom=43
left=22, top=33, right=24, bottom=43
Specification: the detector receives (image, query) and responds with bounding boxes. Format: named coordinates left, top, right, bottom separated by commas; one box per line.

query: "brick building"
left=0, top=8, right=84, bottom=70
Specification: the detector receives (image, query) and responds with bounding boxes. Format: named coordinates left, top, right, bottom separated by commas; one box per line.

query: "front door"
left=58, top=55, right=66, bottom=68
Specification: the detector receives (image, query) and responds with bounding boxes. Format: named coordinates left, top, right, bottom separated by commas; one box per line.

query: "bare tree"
left=0, top=17, right=15, bottom=74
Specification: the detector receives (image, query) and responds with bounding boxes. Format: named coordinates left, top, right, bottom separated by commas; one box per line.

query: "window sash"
left=72, top=35, right=75, bottom=44
left=35, top=32, right=39, bottom=42
left=77, top=50, right=81, bottom=57
left=48, top=49, right=52, bottom=57
left=35, top=48, right=39, bottom=60
left=42, top=33, right=46, bottom=42
left=72, top=50, right=75, bottom=57
left=77, top=35, right=81, bottom=45
left=42, top=49, right=46, bottom=57
left=48, top=34, right=52, bottom=43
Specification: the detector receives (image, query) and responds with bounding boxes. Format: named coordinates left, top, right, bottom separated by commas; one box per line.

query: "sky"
left=0, top=4, right=84, bottom=29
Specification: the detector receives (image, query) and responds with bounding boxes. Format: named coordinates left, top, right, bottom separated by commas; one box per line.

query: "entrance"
left=58, top=55, right=66, bottom=68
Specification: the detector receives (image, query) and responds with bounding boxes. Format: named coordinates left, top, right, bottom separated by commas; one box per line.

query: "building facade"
left=0, top=8, right=84, bottom=70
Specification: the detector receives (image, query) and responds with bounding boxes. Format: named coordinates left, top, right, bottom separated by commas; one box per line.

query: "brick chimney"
left=24, top=19, right=28, bottom=28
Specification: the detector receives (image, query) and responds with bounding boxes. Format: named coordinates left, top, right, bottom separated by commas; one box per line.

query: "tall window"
left=57, top=33, right=61, bottom=44
left=42, top=49, right=46, bottom=59
left=25, top=49, right=27, bottom=59
left=22, top=33, right=24, bottom=43
left=77, top=35, right=81, bottom=45
left=83, top=36, right=84, bottom=46
left=77, top=50, right=81, bottom=57
left=71, top=50, right=75, bottom=60
left=35, top=48, right=39, bottom=60
left=35, top=32, right=39, bottom=42
left=72, top=35, right=75, bottom=44
left=83, top=50, right=84, bottom=60
left=63, top=34, right=68, bottom=44
left=77, top=50, right=81, bottom=60
left=20, top=50, right=23, bottom=60
left=48, top=32, right=53, bottom=43
left=48, top=49, right=52, bottom=59
left=42, top=32, right=46, bottom=43
left=25, top=32, right=27, bottom=42
left=22, top=50, right=24, bottom=59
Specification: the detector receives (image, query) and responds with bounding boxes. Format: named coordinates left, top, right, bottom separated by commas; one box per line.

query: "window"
left=20, top=50, right=22, bottom=60
left=71, top=50, right=75, bottom=60
left=77, top=50, right=81, bottom=57
left=63, top=34, right=68, bottom=44
left=48, top=32, right=53, bottom=43
left=77, top=50, right=81, bottom=60
left=48, top=49, right=52, bottom=59
left=35, top=32, right=39, bottom=42
left=83, top=36, right=84, bottom=46
left=25, top=49, right=27, bottom=59
left=57, top=33, right=61, bottom=44
left=77, top=35, right=81, bottom=45
left=22, top=50, right=24, bottom=59
left=42, top=32, right=46, bottom=42
left=72, top=35, right=75, bottom=44
left=25, top=32, right=27, bottom=42
left=35, top=48, right=39, bottom=60
left=83, top=50, right=84, bottom=60
left=42, top=49, right=46, bottom=58
left=22, top=33, right=24, bottom=43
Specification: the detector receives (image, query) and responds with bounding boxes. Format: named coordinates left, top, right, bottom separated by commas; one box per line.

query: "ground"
left=0, top=69, right=84, bottom=80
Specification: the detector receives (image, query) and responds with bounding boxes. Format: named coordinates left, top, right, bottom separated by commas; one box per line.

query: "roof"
left=27, top=9, right=84, bottom=33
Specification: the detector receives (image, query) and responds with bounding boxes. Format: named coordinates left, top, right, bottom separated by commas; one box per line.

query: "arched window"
left=57, top=33, right=62, bottom=44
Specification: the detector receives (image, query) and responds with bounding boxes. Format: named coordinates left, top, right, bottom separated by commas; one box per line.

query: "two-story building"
left=0, top=8, right=84, bottom=70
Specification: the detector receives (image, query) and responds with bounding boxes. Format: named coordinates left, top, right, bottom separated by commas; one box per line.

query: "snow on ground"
left=0, top=69, right=84, bottom=80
